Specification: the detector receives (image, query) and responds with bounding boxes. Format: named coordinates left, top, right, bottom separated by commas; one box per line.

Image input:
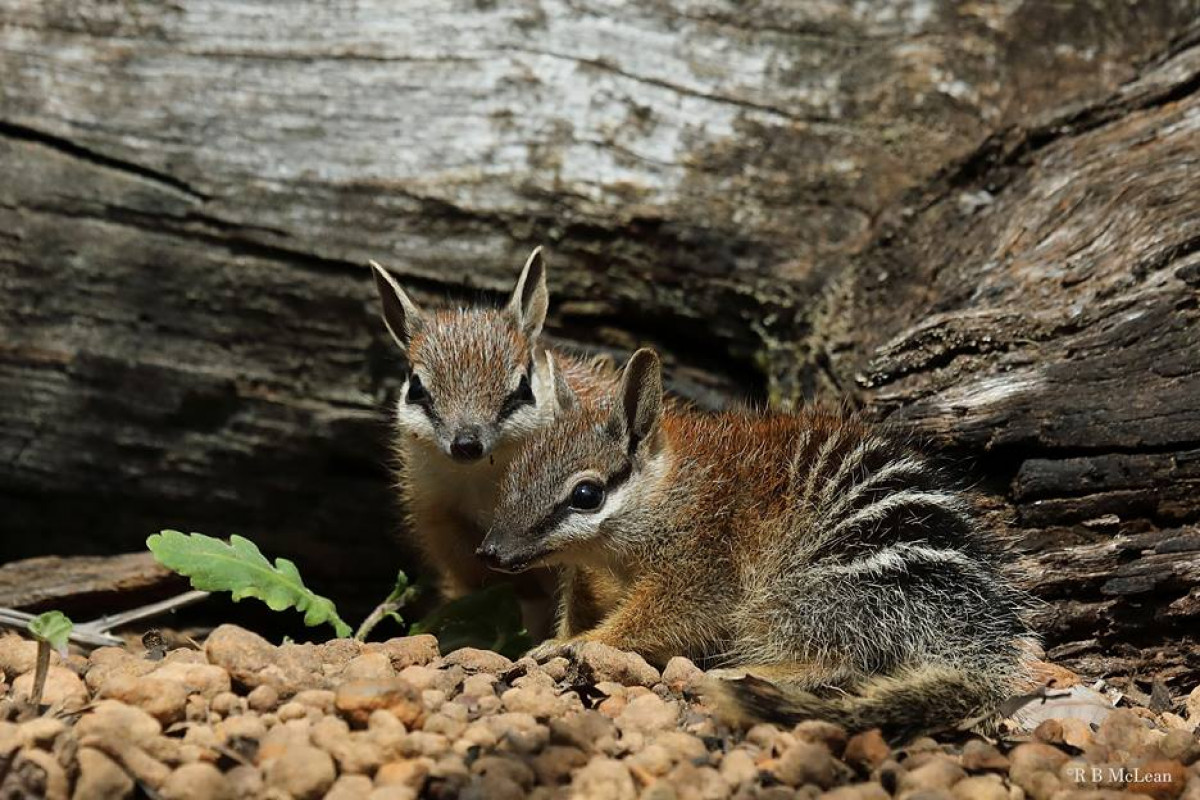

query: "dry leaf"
left=1009, top=684, right=1115, bottom=733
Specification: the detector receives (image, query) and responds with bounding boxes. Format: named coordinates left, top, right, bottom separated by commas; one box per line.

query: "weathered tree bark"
left=1, top=0, right=1198, bottom=668
left=818, top=33, right=1200, bottom=683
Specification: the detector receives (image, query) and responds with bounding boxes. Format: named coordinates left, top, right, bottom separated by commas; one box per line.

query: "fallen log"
left=823, top=34, right=1200, bottom=682
left=1, top=2, right=1197, bottom=674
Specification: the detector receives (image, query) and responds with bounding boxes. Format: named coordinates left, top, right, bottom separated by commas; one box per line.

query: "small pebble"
left=377, top=757, right=434, bottom=789
left=953, top=774, right=1009, bottom=800
left=442, top=648, right=514, bottom=673
left=774, top=740, right=849, bottom=788
left=662, top=657, right=705, bottom=694
left=19, top=717, right=65, bottom=749
left=570, top=642, right=661, bottom=687
left=325, top=774, right=374, bottom=800
left=0, top=622, right=1185, bottom=800
left=962, top=740, right=1009, bottom=772
left=370, top=635, right=440, bottom=669
left=335, top=678, right=423, bottom=727
left=98, top=675, right=188, bottom=725
left=74, top=747, right=135, bottom=800
left=210, top=691, right=242, bottom=717
left=616, top=694, right=679, bottom=735
left=573, top=756, right=638, bottom=800
left=342, top=652, right=396, bottom=681
left=12, top=666, right=89, bottom=712
left=293, top=689, right=337, bottom=713
left=264, top=744, right=335, bottom=800
left=246, top=684, right=279, bottom=712
left=719, top=747, right=759, bottom=787
left=159, top=762, right=233, bottom=800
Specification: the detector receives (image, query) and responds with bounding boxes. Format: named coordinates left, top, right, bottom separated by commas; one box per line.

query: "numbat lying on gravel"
left=369, top=248, right=614, bottom=637
left=478, top=348, right=1036, bottom=740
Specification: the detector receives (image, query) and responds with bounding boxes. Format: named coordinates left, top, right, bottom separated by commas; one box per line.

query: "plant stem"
left=355, top=586, right=418, bottom=642
left=31, top=640, right=49, bottom=708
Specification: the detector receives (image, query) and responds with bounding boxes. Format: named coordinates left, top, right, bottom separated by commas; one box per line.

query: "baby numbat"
left=479, top=348, right=1037, bottom=740
left=369, top=248, right=615, bottom=637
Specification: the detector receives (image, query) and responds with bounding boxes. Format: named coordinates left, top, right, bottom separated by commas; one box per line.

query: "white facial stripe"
left=546, top=515, right=599, bottom=546
left=392, top=374, right=438, bottom=438
left=497, top=351, right=554, bottom=438
left=543, top=481, right=633, bottom=548
left=585, top=481, right=631, bottom=527
left=536, top=450, right=668, bottom=560
left=394, top=403, right=436, bottom=438
left=496, top=398, right=554, bottom=441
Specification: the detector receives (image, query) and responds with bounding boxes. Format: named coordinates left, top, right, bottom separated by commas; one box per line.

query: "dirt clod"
left=264, top=743, right=336, bottom=799
left=335, top=677, right=423, bottom=727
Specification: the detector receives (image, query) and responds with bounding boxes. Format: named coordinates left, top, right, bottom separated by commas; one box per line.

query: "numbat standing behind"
left=479, top=348, right=1035, bottom=740
left=369, top=249, right=613, bottom=636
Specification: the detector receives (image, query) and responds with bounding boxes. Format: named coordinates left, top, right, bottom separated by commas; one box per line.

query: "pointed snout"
left=476, top=531, right=531, bottom=574
left=475, top=538, right=502, bottom=568
left=449, top=426, right=485, bottom=462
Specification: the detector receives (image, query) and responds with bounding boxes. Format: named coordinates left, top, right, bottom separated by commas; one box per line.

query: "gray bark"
left=1, top=0, right=1198, bottom=670
left=820, top=33, right=1200, bottom=681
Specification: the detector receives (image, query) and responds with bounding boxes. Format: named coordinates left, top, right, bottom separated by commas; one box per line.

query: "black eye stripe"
left=605, top=460, right=633, bottom=494
left=497, top=370, right=536, bottom=422
left=406, top=374, right=428, bottom=400
left=526, top=502, right=572, bottom=543
left=404, top=375, right=440, bottom=423
left=525, top=459, right=634, bottom=536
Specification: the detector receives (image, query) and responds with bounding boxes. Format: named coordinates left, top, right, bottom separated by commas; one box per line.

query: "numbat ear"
left=369, top=260, right=424, bottom=352
left=550, top=357, right=579, bottom=413
left=507, top=247, right=549, bottom=340
left=610, top=348, right=663, bottom=454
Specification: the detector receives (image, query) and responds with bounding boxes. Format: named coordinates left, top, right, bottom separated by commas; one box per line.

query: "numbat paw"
left=525, top=638, right=583, bottom=662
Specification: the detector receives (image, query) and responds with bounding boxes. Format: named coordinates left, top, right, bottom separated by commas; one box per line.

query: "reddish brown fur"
left=370, top=250, right=621, bottom=637
left=489, top=350, right=1033, bottom=737
left=394, top=345, right=617, bottom=600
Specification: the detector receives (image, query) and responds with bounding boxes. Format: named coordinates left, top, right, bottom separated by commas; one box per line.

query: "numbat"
left=479, top=348, right=1035, bottom=740
left=369, top=248, right=613, bottom=636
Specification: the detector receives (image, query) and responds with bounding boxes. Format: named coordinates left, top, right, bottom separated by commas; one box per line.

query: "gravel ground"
left=0, top=625, right=1197, bottom=799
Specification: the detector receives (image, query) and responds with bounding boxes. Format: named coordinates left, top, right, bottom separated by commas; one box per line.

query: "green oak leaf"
left=147, top=530, right=351, bottom=638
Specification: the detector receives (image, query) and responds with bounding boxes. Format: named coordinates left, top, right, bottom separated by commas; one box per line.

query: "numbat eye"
left=406, top=375, right=430, bottom=405
left=570, top=481, right=605, bottom=511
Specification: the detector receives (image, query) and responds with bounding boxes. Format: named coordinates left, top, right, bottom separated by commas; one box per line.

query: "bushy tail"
left=706, top=664, right=1004, bottom=743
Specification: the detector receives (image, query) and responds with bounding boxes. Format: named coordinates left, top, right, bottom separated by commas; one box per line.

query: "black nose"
left=450, top=431, right=484, bottom=462
left=475, top=541, right=500, bottom=567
